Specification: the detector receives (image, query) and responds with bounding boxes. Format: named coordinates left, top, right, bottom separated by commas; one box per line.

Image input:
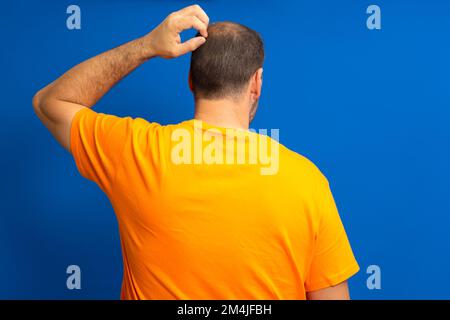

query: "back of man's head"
left=190, top=22, right=264, bottom=100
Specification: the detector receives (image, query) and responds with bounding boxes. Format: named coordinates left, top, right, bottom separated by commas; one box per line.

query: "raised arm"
left=32, top=5, right=209, bottom=151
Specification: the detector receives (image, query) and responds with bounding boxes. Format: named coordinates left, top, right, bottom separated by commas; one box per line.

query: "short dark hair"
left=190, top=22, right=264, bottom=100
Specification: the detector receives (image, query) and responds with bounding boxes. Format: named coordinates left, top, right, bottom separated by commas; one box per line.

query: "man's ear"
left=188, top=72, right=194, bottom=93
left=250, top=68, right=263, bottom=101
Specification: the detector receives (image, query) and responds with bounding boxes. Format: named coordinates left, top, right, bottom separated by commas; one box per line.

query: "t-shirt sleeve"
left=305, top=174, right=360, bottom=292
left=70, top=108, right=134, bottom=194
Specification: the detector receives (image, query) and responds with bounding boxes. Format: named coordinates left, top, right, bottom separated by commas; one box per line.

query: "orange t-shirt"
left=70, top=108, right=359, bottom=299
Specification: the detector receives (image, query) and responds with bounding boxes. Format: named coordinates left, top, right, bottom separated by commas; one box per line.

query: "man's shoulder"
left=277, top=142, right=327, bottom=182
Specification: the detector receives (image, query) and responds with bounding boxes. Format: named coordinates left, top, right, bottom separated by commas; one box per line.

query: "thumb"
left=178, top=36, right=206, bottom=55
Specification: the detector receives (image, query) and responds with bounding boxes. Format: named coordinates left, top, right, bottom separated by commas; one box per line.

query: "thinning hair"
left=190, top=22, right=264, bottom=100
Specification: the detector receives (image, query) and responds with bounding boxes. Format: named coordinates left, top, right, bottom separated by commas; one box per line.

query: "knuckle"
left=167, top=17, right=177, bottom=28
left=191, top=4, right=202, bottom=12
left=167, top=13, right=178, bottom=22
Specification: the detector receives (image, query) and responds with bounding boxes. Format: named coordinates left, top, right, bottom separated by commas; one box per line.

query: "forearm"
left=34, top=36, right=154, bottom=108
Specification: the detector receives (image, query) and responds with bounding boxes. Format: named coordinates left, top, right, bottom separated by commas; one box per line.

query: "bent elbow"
left=32, top=91, right=40, bottom=111
left=32, top=90, right=45, bottom=115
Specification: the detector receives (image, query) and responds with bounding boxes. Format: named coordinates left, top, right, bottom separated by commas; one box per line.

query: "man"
left=33, top=5, right=359, bottom=299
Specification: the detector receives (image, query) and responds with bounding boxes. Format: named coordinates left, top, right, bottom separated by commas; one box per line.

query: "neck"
left=194, top=98, right=250, bottom=130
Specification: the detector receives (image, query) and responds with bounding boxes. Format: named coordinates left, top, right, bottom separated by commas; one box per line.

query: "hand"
left=145, top=5, right=209, bottom=59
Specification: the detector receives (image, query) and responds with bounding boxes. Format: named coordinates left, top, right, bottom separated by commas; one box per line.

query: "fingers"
left=178, top=36, right=206, bottom=55
left=176, top=15, right=208, bottom=37
left=164, top=4, right=209, bottom=57
left=176, top=4, right=209, bottom=26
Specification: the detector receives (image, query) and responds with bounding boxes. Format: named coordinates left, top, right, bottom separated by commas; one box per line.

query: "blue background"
left=1, top=0, right=449, bottom=299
